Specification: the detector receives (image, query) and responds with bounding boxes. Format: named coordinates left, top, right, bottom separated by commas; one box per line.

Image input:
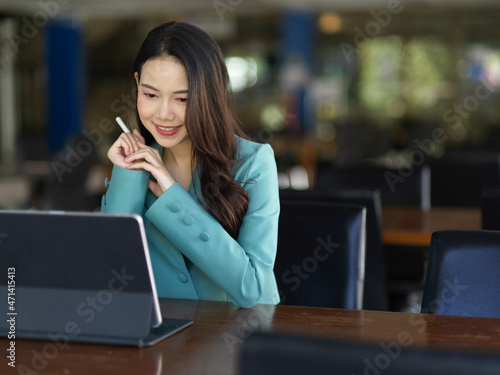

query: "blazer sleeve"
left=101, top=165, right=150, bottom=214
left=145, top=143, right=280, bottom=308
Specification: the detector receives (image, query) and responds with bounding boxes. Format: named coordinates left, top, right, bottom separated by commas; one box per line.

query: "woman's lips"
left=155, top=124, right=181, bottom=136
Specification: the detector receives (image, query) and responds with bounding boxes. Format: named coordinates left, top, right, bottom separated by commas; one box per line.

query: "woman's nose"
left=158, top=100, right=175, bottom=121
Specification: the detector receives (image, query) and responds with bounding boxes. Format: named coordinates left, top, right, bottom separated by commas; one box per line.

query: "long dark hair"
left=131, top=21, right=249, bottom=239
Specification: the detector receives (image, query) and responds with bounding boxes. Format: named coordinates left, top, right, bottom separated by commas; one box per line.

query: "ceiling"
left=1, top=0, right=500, bottom=18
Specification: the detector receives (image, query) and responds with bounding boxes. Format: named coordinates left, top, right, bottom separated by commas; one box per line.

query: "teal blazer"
left=101, top=136, right=281, bottom=308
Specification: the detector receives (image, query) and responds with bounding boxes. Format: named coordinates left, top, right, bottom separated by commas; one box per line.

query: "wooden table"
left=4, top=298, right=500, bottom=375
left=382, top=207, right=482, bottom=247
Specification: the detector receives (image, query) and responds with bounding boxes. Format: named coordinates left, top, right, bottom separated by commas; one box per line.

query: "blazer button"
left=183, top=215, right=194, bottom=226
left=199, top=232, right=210, bottom=242
left=104, top=177, right=110, bottom=189
left=169, top=202, right=181, bottom=212
left=178, top=274, right=188, bottom=283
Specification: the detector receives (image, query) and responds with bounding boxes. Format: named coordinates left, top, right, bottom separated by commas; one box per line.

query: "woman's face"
left=135, top=57, right=190, bottom=152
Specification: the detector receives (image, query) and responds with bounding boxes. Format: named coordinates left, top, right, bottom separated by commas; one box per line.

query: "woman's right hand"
left=107, top=129, right=146, bottom=169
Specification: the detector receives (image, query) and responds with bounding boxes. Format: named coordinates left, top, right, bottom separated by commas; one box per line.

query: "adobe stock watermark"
left=357, top=277, right=467, bottom=375
left=280, top=235, right=340, bottom=302
left=383, top=128, right=445, bottom=193
left=51, top=88, right=136, bottom=183
left=384, top=74, right=497, bottom=193
left=15, top=267, right=135, bottom=375
left=7, top=266, right=16, bottom=369
left=213, top=0, right=243, bottom=22
left=0, top=0, right=73, bottom=76
left=340, top=0, right=410, bottom=63
left=442, top=73, right=497, bottom=132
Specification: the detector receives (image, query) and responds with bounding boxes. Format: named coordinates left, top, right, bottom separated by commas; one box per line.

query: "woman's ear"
left=134, top=72, right=139, bottom=87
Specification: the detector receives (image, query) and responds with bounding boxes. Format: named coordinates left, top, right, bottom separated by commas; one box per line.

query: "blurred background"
left=1, top=0, right=500, bottom=210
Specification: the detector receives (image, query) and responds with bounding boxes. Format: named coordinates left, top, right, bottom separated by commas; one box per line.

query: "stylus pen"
left=115, top=116, right=131, bottom=133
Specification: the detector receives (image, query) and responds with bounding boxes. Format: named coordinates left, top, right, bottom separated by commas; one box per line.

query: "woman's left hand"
left=123, top=141, right=175, bottom=197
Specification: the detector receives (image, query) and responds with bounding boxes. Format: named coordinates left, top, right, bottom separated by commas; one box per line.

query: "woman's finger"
left=133, top=129, right=146, bottom=145
left=126, top=160, right=174, bottom=196
left=124, top=132, right=141, bottom=154
left=125, top=147, right=162, bottom=166
left=107, top=131, right=143, bottom=167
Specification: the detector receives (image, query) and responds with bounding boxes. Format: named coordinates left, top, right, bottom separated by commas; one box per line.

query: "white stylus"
left=115, top=117, right=131, bottom=133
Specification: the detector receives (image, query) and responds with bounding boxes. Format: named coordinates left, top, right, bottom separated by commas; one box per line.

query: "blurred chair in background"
left=430, top=151, right=500, bottom=207
left=14, top=138, right=50, bottom=169
left=275, top=200, right=366, bottom=309
left=481, top=186, right=500, bottom=230
left=313, top=163, right=431, bottom=311
left=315, top=163, right=430, bottom=210
left=279, top=188, right=387, bottom=311
left=421, top=230, right=500, bottom=318
left=11, top=138, right=51, bottom=209
left=39, top=135, right=100, bottom=211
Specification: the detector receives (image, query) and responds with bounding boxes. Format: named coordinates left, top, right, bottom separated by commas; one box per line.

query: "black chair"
left=279, top=188, right=387, bottom=311
left=430, top=151, right=500, bottom=207
left=421, top=230, right=500, bottom=318
left=240, top=332, right=500, bottom=375
left=40, top=134, right=99, bottom=211
left=481, top=186, right=500, bottom=230
left=14, top=138, right=50, bottom=167
left=275, top=200, right=366, bottom=309
left=315, top=163, right=430, bottom=210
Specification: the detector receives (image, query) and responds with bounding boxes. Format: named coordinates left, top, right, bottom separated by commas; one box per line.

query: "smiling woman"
left=100, top=21, right=281, bottom=308
left=135, top=58, right=189, bottom=141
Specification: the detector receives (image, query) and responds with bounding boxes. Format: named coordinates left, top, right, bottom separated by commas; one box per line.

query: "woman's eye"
left=178, top=97, right=188, bottom=103
left=143, top=93, right=156, bottom=99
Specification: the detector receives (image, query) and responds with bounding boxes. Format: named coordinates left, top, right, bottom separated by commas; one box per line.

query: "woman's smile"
left=155, top=123, right=183, bottom=136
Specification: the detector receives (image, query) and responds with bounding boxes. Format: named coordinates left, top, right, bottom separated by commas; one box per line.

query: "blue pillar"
left=279, top=9, right=315, bottom=135
left=45, top=17, right=85, bottom=154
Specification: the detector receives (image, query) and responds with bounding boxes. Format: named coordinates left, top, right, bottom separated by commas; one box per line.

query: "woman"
left=101, top=21, right=280, bottom=308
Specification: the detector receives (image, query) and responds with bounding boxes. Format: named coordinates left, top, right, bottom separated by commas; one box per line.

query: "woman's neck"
left=162, top=140, right=193, bottom=167
left=162, top=141, right=194, bottom=191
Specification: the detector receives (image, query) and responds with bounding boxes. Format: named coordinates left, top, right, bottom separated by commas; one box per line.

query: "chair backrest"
left=40, top=134, right=97, bottom=211
left=276, top=200, right=366, bottom=309
left=279, top=188, right=387, bottom=311
left=430, top=152, right=500, bottom=207
left=481, top=186, right=500, bottom=230
left=421, top=230, right=500, bottom=318
left=315, top=163, right=430, bottom=210
left=240, top=332, right=500, bottom=375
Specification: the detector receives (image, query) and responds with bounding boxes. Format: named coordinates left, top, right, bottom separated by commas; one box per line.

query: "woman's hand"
left=107, top=129, right=146, bottom=169
left=123, top=142, right=176, bottom=197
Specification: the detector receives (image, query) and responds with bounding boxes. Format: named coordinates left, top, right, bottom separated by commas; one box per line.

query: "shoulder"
left=235, top=136, right=275, bottom=163
left=233, top=136, right=277, bottom=181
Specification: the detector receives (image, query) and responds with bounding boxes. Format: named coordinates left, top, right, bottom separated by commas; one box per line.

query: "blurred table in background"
left=382, top=207, right=482, bottom=247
